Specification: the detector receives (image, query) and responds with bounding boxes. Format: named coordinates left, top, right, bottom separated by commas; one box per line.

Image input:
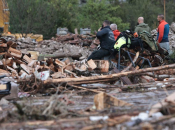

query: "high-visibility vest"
left=114, top=36, right=131, bottom=51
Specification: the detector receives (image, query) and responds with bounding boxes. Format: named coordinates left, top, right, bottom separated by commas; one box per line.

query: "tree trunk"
left=44, top=64, right=175, bottom=84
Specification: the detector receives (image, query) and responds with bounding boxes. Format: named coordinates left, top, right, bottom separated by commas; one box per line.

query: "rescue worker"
left=87, top=20, right=115, bottom=61
left=110, top=24, right=121, bottom=40
left=134, top=17, right=151, bottom=35
left=157, top=14, right=170, bottom=54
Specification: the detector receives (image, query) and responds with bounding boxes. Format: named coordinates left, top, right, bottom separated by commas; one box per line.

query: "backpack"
left=114, top=30, right=141, bottom=51
left=139, top=31, right=158, bottom=51
left=114, top=30, right=132, bottom=51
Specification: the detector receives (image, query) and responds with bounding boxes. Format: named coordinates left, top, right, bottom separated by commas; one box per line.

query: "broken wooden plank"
left=27, top=51, right=39, bottom=60
left=6, top=66, right=18, bottom=74
left=0, top=43, right=7, bottom=47
left=23, top=55, right=32, bottom=64
left=94, top=92, right=132, bottom=110
left=0, top=69, right=10, bottom=76
left=149, top=92, right=175, bottom=116
left=20, top=64, right=31, bottom=74
left=51, top=72, right=66, bottom=79
left=55, top=59, right=65, bottom=67
left=28, top=60, right=36, bottom=67
left=140, top=75, right=155, bottom=83
left=8, top=47, right=22, bottom=58
left=2, top=58, right=13, bottom=67
left=94, top=60, right=109, bottom=73
left=19, top=70, right=28, bottom=76
left=87, top=59, right=97, bottom=70
left=12, top=62, right=18, bottom=69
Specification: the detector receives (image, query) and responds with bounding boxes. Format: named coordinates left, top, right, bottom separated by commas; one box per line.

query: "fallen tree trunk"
left=44, top=64, right=175, bottom=84
left=68, top=84, right=103, bottom=93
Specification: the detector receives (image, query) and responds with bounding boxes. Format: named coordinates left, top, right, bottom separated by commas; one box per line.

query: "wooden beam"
left=44, top=64, right=175, bottom=84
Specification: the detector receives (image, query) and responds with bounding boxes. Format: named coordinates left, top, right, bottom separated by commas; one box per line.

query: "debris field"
left=0, top=27, right=175, bottom=130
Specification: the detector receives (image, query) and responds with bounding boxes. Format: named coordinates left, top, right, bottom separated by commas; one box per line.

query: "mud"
left=0, top=88, right=175, bottom=129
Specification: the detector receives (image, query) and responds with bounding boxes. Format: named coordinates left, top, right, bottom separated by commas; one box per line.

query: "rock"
left=171, top=22, right=175, bottom=33
left=0, top=98, right=9, bottom=105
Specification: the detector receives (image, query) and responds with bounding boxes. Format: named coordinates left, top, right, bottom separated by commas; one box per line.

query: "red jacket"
left=112, top=30, right=121, bottom=40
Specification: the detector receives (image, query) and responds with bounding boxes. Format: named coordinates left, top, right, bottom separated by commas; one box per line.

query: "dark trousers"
left=87, top=48, right=110, bottom=61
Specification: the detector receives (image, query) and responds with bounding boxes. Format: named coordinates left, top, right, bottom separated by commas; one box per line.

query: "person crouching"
left=87, top=20, right=115, bottom=61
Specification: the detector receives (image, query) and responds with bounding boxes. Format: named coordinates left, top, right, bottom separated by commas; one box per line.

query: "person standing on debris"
left=157, top=14, right=170, bottom=53
left=134, top=17, right=151, bottom=35
left=87, top=20, right=115, bottom=60
left=110, top=24, right=121, bottom=40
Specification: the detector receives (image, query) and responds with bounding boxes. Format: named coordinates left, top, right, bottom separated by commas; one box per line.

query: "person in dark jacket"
left=87, top=20, right=115, bottom=60
left=157, top=14, right=170, bottom=54
left=134, top=17, right=151, bottom=35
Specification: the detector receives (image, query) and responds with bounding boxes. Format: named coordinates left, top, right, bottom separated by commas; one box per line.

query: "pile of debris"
left=0, top=37, right=111, bottom=94
left=20, top=40, right=90, bottom=60
left=1, top=32, right=175, bottom=129
left=52, top=33, right=97, bottom=46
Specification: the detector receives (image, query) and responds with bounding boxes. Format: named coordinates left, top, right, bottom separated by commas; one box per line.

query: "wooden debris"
left=55, top=59, right=65, bottom=67
left=94, top=60, right=109, bottom=73
left=20, top=64, right=31, bottom=74
left=87, top=59, right=97, bottom=70
left=149, top=92, right=175, bottom=116
left=51, top=72, right=66, bottom=79
left=8, top=47, right=22, bottom=58
left=44, top=53, right=82, bottom=59
left=0, top=69, right=10, bottom=76
left=113, top=68, right=132, bottom=85
left=44, top=64, right=175, bottom=84
left=140, top=75, right=155, bottom=83
left=69, top=84, right=103, bottom=93
left=27, top=51, right=39, bottom=60
left=0, top=43, right=7, bottom=47
left=12, top=62, right=18, bottom=69
left=19, top=70, right=28, bottom=76
left=6, top=66, right=18, bottom=75
left=94, top=92, right=132, bottom=110
left=23, top=55, right=32, bottom=64
left=122, top=52, right=139, bottom=72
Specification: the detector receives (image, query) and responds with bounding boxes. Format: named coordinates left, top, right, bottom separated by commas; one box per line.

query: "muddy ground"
left=0, top=87, right=175, bottom=130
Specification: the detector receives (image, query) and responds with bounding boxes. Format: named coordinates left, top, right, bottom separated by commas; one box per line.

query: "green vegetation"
left=7, top=0, right=175, bottom=39
left=77, top=0, right=129, bottom=32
